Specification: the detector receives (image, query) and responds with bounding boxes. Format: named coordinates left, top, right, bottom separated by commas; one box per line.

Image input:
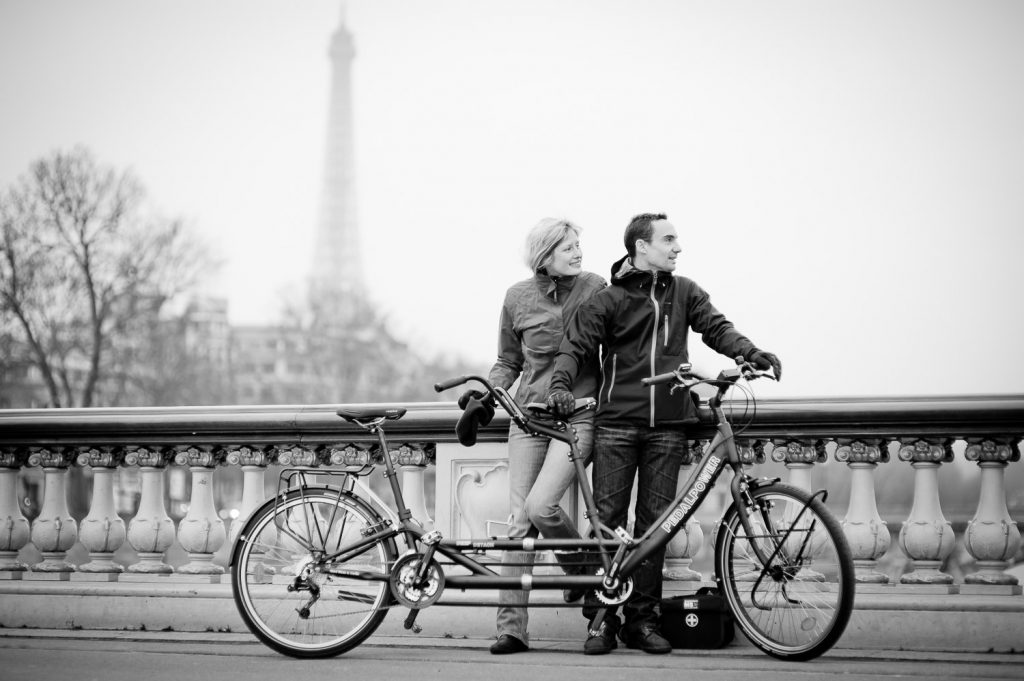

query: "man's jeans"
left=495, top=417, right=594, bottom=643
left=583, top=424, right=686, bottom=635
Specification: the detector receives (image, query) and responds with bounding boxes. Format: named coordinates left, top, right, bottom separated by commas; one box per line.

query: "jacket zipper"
left=649, top=275, right=660, bottom=427
left=605, top=353, right=617, bottom=404
left=663, top=314, right=669, bottom=348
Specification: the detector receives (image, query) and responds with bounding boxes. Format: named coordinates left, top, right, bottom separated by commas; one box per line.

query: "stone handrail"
left=0, top=395, right=1021, bottom=589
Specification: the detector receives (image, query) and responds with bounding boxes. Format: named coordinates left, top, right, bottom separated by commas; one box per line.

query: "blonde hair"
left=524, top=218, right=582, bottom=273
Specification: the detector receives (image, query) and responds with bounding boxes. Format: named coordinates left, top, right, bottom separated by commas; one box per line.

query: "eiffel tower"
left=309, top=4, right=367, bottom=328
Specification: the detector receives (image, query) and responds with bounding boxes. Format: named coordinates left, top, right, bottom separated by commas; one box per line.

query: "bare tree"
left=0, top=147, right=213, bottom=407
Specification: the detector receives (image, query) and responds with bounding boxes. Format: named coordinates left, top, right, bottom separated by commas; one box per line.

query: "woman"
left=472, top=217, right=606, bottom=654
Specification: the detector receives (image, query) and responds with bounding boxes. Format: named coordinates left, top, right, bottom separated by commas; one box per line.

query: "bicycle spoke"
left=232, top=490, right=395, bottom=658
left=715, top=483, right=854, bottom=661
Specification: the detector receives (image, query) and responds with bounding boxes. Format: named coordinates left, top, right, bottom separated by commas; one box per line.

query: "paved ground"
left=1, top=629, right=1023, bottom=681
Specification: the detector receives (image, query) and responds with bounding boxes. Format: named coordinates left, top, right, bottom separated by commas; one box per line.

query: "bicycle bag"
left=659, top=586, right=735, bottom=649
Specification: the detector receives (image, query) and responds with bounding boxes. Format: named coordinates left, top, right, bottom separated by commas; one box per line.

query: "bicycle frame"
left=292, top=372, right=813, bottom=597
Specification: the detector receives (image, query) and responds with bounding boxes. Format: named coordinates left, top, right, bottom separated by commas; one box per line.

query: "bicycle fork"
left=730, top=472, right=827, bottom=607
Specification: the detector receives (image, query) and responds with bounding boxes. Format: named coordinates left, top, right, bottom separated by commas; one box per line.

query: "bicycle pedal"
left=403, top=608, right=422, bottom=633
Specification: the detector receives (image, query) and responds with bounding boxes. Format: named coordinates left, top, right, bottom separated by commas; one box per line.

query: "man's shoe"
left=583, top=623, right=618, bottom=655
left=619, top=623, right=672, bottom=655
left=490, top=634, right=529, bottom=655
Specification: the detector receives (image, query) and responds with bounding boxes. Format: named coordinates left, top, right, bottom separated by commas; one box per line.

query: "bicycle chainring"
left=593, top=569, right=634, bottom=606
left=389, top=552, right=446, bottom=609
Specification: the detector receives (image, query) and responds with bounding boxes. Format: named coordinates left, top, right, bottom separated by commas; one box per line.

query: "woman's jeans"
left=582, top=424, right=686, bottom=636
left=495, top=417, right=594, bottom=643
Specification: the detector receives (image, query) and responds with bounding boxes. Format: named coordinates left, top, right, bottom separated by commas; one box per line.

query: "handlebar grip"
left=434, top=375, right=470, bottom=392
left=641, top=371, right=679, bottom=387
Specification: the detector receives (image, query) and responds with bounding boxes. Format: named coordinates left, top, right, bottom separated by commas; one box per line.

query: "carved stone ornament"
left=835, top=439, right=889, bottom=464
left=124, top=446, right=172, bottom=468
left=27, top=447, right=74, bottom=469
left=898, top=439, right=954, bottom=464
left=390, top=444, right=433, bottom=467
left=76, top=446, right=125, bottom=469
left=174, top=445, right=223, bottom=468
left=770, top=439, right=826, bottom=464
left=324, top=444, right=373, bottom=467
left=964, top=438, right=1020, bottom=464
left=0, top=447, right=29, bottom=469
left=224, top=445, right=273, bottom=467
left=736, top=439, right=767, bottom=465
left=275, top=445, right=317, bottom=467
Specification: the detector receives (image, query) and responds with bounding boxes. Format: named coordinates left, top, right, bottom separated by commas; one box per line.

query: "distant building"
left=0, top=10, right=472, bottom=410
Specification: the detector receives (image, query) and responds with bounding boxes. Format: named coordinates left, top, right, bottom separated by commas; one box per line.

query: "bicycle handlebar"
left=641, top=358, right=776, bottom=388
left=434, top=375, right=475, bottom=392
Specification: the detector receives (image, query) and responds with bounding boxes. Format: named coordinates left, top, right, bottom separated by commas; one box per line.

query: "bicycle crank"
left=389, top=552, right=446, bottom=609
left=593, top=568, right=634, bottom=606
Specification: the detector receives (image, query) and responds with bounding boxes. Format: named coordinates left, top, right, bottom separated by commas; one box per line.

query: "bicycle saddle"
left=336, top=407, right=407, bottom=422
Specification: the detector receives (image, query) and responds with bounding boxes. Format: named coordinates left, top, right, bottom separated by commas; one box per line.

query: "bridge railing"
left=0, top=395, right=1021, bottom=592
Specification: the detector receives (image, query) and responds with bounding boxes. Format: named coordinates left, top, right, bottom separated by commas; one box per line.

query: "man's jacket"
left=550, top=255, right=757, bottom=427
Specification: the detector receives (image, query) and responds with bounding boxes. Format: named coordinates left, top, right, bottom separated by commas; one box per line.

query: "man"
left=546, top=213, right=781, bottom=656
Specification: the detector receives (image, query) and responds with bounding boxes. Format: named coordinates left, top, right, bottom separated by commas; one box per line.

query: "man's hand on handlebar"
left=748, top=350, right=782, bottom=381
left=546, top=389, right=576, bottom=419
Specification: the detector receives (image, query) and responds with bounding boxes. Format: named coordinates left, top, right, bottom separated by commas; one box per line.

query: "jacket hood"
left=610, top=255, right=673, bottom=287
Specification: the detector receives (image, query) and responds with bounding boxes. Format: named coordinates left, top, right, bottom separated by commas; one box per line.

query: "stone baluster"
left=664, top=439, right=708, bottom=581
left=75, top=447, right=127, bottom=574
left=771, top=438, right=827, bottom=494
left=962, top=438, right=1022, bottom=587
left=897, top=438, right=955, bottom=585
left=835, top=439, right=891, bottom=583
left=714, top=439, right=768, bottom=582
left=27, top=447, right=78, bottom=574
left=125, top=447, right=176, bottom=574
left=0, top=448, right=31, bottom=575
left=224, top=446, right=274, bottom=541
left=174, top=446, right=226, bottom=575
left=391, top=443, right=435, bottom=530
left=770, top=439, right=828, bottom=581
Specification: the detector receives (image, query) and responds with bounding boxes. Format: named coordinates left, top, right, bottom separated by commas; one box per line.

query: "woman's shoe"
left=490, top=634, right=529, bottom=654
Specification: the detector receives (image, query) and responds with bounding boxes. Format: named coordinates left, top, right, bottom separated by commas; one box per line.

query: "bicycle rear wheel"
left=231, top=487, right=397, bottom=658
left=714, top=482, right=854, bottom=661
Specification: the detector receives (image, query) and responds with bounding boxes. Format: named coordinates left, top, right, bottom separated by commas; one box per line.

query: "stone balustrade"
left=0, top=396, right=1021, bottom=595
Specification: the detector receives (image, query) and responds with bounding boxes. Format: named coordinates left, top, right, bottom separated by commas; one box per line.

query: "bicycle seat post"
left=364, top=419, right=414, bottom=528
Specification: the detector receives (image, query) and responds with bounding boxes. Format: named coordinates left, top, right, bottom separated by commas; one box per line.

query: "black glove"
left=546, top=389, right=576, bottom=419
left=749, top=350, right=782, bottom=381
left=457, top=389, right=485, bottom=410
left=455, top=391, right=494, bottom=447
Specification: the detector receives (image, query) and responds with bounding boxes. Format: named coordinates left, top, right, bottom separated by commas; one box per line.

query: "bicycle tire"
left=231, top=487, right=397, bottom=658
left=714, top=482, right=854, bottom=661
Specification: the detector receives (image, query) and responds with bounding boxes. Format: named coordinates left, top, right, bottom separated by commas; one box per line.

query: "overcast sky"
left=2, top=0, right=1022, bottom=399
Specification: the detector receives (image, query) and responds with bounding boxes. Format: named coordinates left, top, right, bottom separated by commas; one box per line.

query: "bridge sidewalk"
left=1, top=580, right=1021, bottom=654
left=2, top=626, right=1024, bottom=669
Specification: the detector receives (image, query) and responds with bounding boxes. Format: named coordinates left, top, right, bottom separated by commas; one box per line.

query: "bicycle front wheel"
left=715, top=482, right=854, bottom=661
left=231, top=488, right=397, bottom=658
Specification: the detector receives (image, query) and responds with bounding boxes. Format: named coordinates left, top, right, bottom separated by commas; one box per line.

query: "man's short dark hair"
left=624, top=213, right=668, bottom=257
